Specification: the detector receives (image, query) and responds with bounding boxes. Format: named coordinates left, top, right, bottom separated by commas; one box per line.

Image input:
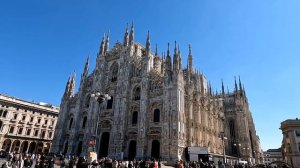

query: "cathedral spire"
left=173, top=41, right=178, bottom=71
left=145, top=31, right=151, bottom=56
left=221, top=79, right=225, bottom=96
left=123, top=23, right=129, bottom=47
left=155, top=44, right=158, bottom=56
left=70, top=72, right=76, bottom=97
left=174, top=41, right=178, bottom=54
left=165, top=43, right=172, bottom=73
left=83, top=55, right=89, bottom=79
left=129, top=22, right=134, bottom=46
left=188, top=44, right=193, bottom=72
left=80, top=55, right=89, bottom=89
left=99, top=33, right=105, bottom=55
left=63, top=76, right=71, bottom=99
left=167, top=42, right=170, bottom=57
left=239, top=76, right=243, bottom=91
left=104, top=31, right=110, bottom=53
left=178, top=44, right=182, bottom=70
left=234, top=76, right=238, bottom=92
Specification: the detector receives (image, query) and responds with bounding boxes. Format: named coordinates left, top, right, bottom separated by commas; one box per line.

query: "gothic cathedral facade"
left=52, top=24, right=262, bottom=163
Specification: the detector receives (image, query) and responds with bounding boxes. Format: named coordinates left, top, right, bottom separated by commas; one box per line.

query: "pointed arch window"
left=154, top=109, right=160, bottom=122
left=110, top=63, right=119, bottom=82
left=69, top=118, right=73, bottom=130
left=107, top=96, right=113, bottom=109
left=133, top=87, right=141, bottom=100
left=85, top=96, right=90, bottom=108
left=82, top=116, right=87, bottom=129
left=132, top=111, right=138, bottom=125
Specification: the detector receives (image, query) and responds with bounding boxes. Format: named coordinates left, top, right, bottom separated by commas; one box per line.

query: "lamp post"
left=220, top=132, right=227, bottom=164
left=90, top=92, right=111, bottom=153
left=234, top=143, right=241, bottom=163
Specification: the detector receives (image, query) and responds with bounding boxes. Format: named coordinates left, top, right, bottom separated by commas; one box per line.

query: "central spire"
left=146, top=31, right=151, bottom=56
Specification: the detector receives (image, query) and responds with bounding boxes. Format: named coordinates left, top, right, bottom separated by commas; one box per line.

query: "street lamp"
left=234, top=143, right=241, bottom=163
left=90, top=91, right=111, bottom=153
left=220, top=132, right=227, bottom=164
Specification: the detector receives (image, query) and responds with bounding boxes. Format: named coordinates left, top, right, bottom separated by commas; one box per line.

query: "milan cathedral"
left=52, top=23, right=262, bottom=163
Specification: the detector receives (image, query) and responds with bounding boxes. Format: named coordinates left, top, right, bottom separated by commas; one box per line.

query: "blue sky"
left=1, top=0, right=300, bottom=151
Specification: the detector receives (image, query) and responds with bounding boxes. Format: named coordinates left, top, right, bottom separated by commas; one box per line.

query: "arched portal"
left=151, top=140, right=160, bottom=159
left=36, top=142, right=44, bottom=154
left=77, top=141, right=83, bottom=156
left=128, top=140, right=137, bottom=160
left=99, top=132, right=110, bottom=158
left=20, top=141, right=29, bottom=154
left=28, top=142, right=36, bottom=154
left=11, top=140, right=21, bottom=153
left=2, top=139, right=12, bottom=152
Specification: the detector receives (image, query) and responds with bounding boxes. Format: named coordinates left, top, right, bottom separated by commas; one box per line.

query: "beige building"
left=263, top=148, right=282, bottom=164
left=0, top=94, right=59, bottom=154
left=281, top=119, right=300, bottom=167
left=52, top=24, right=262, bottom=163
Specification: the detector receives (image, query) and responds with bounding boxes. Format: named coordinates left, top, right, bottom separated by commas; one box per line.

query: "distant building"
left=263, top=148, right=282, bottom=164
left=280, top=119, right=300, bottom=167
left=52, top=24, right=262, bottom=163
left=0, top=94, right=59, bottom=154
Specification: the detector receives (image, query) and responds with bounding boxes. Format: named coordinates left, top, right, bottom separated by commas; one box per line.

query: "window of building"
left=0, top=121, right=2, bottom=131
left=295, top=130, right=300, bottom=137
left=69, top=118, right=73, bottom=130
left=82, top=116, right=87, bottom=129
left=153, top=109, right=160, bottom=122
left=41, top=131, right=46, bottom=138
left=132, top=111, right=138, bottom=125
left=110, top=63, right=119, bottom=82
left=44, top=120, right=48, bottom=125
left=51, top=120, right=54, bottom=125
left=9, top=126, right=14, bottom=134
left=26, top=129, right=31, bottom=136
left=38, top=118, right=41, bottom=124
left=13, top=114, right=17, bottom=120
left=34, top=130, right=39, bottom=136
left=3, top=111, right=7, bottom=118
left=107, top=96, right=113, bottom=109
left=18, top=128, right=23, bottom=134
left=30, top=117, right=34, bottom=122
left=22, top=116, right=26, bottom=121
left=49, top=132, right=53, bottom=138
left=133, top=87, right=141, bottom=100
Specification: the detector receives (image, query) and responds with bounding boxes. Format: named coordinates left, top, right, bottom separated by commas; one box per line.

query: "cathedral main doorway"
left=99, top=132, right=110, bottom=157
left=151, top=140, right=160, bottom=159
left=77, top=141, right=83, bottom=156
left=128, top=140, right=137, bottom=160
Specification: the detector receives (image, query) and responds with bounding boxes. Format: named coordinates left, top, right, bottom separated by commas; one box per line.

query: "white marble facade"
left=52, top=24, right=262, bottom=163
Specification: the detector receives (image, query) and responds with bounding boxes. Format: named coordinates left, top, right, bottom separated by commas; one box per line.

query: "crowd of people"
left=1, top=152, right=54, bottom=168
left=0, top=152, right=163, bottom=168
left=0, top=153, right=291, bottom=168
